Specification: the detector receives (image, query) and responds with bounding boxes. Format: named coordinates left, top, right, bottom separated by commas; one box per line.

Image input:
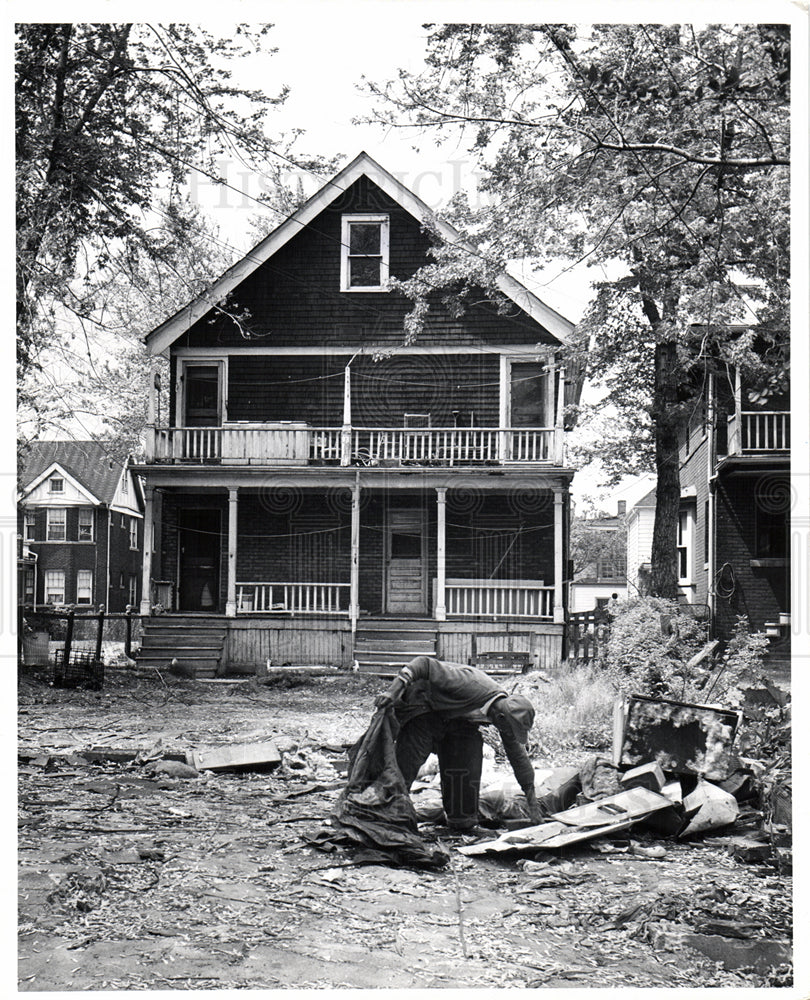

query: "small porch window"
left=340, top=214, right=389, bottom=291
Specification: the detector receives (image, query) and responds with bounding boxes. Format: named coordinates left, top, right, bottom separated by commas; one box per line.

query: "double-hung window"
left=78, top=509, right=94, bottom=541
left=677, top=507, right=696, bottom=585
left=76, top=570, right=93, bottom=605
left=24, top=510, right=36, bottom=541
left=47, top=508, right=67, bottom=541
left=44, top=570, right=65, bottom=604
left=340, top=214, right=389, bottom=291
left=129, top=517, right=139, bottom=550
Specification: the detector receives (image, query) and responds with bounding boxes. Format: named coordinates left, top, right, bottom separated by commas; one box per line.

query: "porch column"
left=553, top=487, right=565, bottom=623
left=435, top=487, right=447, bottom=621
left=349, top=483, right=360, bottom=628
left=554, top=367, right=566, bottom=464
left=139, top=486, right=154, bottom=615
left=226, top=488, right=238, bottom=617
left=341, top=362, right=352, bottom=466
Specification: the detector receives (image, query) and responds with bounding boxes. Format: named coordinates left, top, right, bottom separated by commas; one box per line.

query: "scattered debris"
left=679, top=779, right=739, bottom=837
left=151, top=760, right=200, bottom=779
left=186, top=741, right=281, bottom=773
left=614, top=695, right=742, bottom=780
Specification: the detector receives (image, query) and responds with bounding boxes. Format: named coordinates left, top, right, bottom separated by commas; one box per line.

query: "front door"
left=178, top=509, right=220, bottom=612
left=385, top=505, right=426, bottom=614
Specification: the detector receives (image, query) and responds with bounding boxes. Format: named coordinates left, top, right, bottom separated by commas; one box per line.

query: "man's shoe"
left=445, top=824, right=492, bottom=840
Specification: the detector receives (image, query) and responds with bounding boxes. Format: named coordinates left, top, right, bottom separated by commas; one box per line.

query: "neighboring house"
left=133, top=151, right=578, bottom=674
left=627, top=366, right=789, bottom=641
left=18, top=441, right=145, bottom=612
left=569, top=503, right=628, bottom=613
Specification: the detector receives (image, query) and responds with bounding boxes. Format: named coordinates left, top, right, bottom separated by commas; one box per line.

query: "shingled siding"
left=226, top=353, right=501, bottom=426
left=176, top=176, right=559, bottom=349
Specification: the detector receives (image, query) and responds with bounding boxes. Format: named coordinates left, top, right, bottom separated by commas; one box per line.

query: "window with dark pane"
left=184, top=365, right=220, bottom=426
left=510, top=362, right=548, bottom=426
left=347, top=221, right=382, bottom=288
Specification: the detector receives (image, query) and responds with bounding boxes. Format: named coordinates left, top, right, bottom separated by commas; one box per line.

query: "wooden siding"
left=176, top=176, right=560, bottom=350
left=222, top=616, right=562, bottom=670
left=437, top=624, right=563, bottom=672
left=228, top=355, right=345, bottom=423
left=226, top=617, right=351, bottom=668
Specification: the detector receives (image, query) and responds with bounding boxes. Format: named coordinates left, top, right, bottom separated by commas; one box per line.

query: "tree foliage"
left=365, top=23, right=790, bottom=595
left=15, top=22, right=296, bottom=418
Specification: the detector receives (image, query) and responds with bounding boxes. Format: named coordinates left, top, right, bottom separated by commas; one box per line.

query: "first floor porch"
left=138, top=474, right=570, bottom=628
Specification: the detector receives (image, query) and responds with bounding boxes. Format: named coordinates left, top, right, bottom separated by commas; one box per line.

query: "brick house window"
left=24, top=510, right=36, bottom=541
left=129, top=517, right=139, bottom=550
left=23, top=568, right=35, bottom=604
left=46, top=508, right=67, bottom=541
left=340, top=214, right=389, bottom=291
left=44, top=569, right=65, bottom=604
left=49, top=476, right=64, bottom=494
left=128, top=575, right=138, bottom=606
left=677, top=507, right=695, bottom=585
left=755, top=499, right=788, bottom=558
left=78, top=509, right=94, bottom=541
left=76, top=570, right=93, bottom=604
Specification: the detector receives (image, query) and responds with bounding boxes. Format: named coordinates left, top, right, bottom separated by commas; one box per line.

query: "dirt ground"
left=18, top=664, right=793, bottom=991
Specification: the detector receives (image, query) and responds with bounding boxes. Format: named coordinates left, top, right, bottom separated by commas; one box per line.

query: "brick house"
left=627, top=365, right=789, bottom=641
left=133, top=152, right=578, bottom=675
left=18, top=441, right=144, bottom=611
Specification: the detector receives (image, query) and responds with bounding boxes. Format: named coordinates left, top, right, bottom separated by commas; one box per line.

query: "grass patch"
left=514, top=662, right=616, bottom=759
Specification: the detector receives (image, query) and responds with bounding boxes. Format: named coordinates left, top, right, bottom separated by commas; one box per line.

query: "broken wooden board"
left=549, top=786, right=675, bottom=829
left=186, top=741, right=281, bottom=773
left=459, top=786, right=675, bottom=856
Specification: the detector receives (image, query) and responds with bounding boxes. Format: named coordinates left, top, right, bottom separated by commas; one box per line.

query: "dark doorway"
left=184, top=365, right=222, bottom=426
left=178, top=509, right=221, bottom=612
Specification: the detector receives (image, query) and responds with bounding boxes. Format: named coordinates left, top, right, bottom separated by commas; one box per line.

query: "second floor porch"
left=146, top=423, right=565, bottom=467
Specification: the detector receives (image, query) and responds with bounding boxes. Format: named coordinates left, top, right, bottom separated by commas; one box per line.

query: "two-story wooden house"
left=133, top=152, right=577, bottom=675
left=18, top=440, right=144, bottom=611
left=627, top=360, right=789, bottom=643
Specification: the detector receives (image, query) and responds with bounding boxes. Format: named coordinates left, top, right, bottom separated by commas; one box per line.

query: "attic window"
left=340, top=214, right=389, bottom=291
left=49, top=477, right=64, bottom=494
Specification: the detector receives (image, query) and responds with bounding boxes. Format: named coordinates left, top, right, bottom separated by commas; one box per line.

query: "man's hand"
left=525, top=790, right=550, bottom=825
left=374, top=693, right=393, bottom=709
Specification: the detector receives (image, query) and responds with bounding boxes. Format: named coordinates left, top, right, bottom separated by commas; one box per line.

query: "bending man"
left=375, top=655, right=545, bottom=833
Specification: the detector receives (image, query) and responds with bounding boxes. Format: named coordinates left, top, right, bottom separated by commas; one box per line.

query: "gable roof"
left=146, top=151, right=575, bottom=356
left=19, top=441, right=140, bottom=508
left=630, top=487, right=657, bottom=513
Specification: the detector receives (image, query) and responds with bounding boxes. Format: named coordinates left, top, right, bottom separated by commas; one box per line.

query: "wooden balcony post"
left=553, top=488, right=565, bottom=623
left=341, top=361, right=352, bottom=466
left=435, top=487, right=447, bottom=621
left=350, top=483, right=360, bottom=628
left=146, top=360, right=157, bottom=461
left=554, top=366, right=566, bottom=464
left=226, top=488, right=238, bottom=617
left=139, top=486, right=154, bottom=615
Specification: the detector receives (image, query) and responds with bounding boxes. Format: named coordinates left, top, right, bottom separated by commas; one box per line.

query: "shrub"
left=601, top=597, right=707, bottom=699
left=695, top=615, right=771, bottom=705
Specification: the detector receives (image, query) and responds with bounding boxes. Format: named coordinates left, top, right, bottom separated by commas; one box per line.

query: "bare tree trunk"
left=650, top=339, right=681, bottom=597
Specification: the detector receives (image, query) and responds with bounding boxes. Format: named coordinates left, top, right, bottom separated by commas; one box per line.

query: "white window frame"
left=49, top=476, right=64, bottom=494
left=340, top=214, right=390, bottom=292
left=44, top=569, right=65, bottom=604
left=46, top=508, right=67, bottom=541
left=24, top=510, right=36, bottom=541
left=128, top=575, right=138, bottom=607
left=677, top=506, right=696, bottom=586
left=499, top=353, right=555, bottom=429
left=76, top=570, right=93, bottom=605
left=179, top=358, right=226, bottom=427
left=129, top=516, right=139, bottom=550
left=78, top=509, right=94, bottom=542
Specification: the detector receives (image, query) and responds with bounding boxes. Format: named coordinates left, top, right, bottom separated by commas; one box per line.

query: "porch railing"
left=442, top=578, right=554, bottom=619
left=236, top=581, right=349, bottom=614
left=150, top=426, right=561, bottom=466
left=727, top=411, right=790, bottom=454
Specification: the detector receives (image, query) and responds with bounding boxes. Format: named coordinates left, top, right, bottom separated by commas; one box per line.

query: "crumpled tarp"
left=328, top=708, right=449, bottom=867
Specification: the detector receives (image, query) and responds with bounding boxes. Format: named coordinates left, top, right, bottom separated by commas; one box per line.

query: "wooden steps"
left=353, top=619, right=438, bottom=676
left=137, top=618, right=227, bottom=678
